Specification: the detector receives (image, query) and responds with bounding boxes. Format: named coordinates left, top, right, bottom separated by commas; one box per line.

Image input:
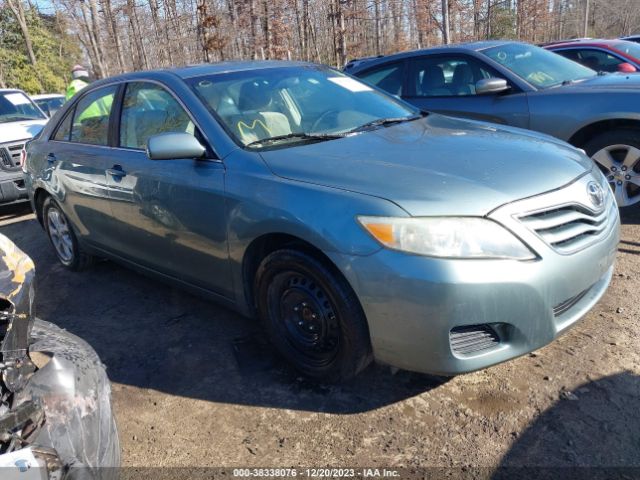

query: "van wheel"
left=584, top=129, right=640, bottom=207
left=255, top=249, right=372, bottom=382
left=43, top=197, right=92, bottom=271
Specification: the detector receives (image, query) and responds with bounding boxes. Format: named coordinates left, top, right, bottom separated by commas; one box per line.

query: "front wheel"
left=43, top=197, right=93, bottom=271
left=584, top=129, right=640, bottom=207
left=255, top=249, right=372, bottom=382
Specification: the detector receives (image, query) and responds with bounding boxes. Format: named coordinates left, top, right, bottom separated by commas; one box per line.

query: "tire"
left=254, top=249, right=372, bottom=382
left=583, top=129, right=640, bottom=208
left=42, top=197, right=93, bottom=271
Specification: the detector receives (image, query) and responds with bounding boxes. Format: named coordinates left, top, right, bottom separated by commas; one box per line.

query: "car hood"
left=259, top=114, right=592, bottom=216
left=562, top=72, right=640, bottom=90
left=0, top=119, right=47, bottom=144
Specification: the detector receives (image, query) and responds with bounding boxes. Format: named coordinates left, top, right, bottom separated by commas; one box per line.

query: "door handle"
left=107, top=165, right=126, bottom=178
left=46, top=153, right=56, bottom=164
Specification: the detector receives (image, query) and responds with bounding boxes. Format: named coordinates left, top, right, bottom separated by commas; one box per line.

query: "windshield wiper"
left=245, top=132, right=344, bottom=148
left=346, top=114, right=422, bottom=134
left=557, top=76, right=596, bottom=87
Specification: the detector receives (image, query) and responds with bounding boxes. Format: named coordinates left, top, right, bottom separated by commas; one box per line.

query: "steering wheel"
left=311, top=109, right=341, bottom=133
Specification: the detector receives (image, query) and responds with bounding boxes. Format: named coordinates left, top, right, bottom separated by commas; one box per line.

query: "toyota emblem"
left=587, top=181, right=605, bottom=208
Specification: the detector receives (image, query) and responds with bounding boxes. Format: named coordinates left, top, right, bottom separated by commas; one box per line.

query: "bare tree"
left=4, top=0, right=638, bottom=83
left=441, top=0, right=450, bottom=43
left=6, top=0, right=38, bottom=66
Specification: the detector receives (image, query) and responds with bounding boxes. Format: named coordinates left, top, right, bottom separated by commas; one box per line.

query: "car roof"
left=170, top=60, right=315, bottom=78
left=92, top=60, right=318, bottom=85
left=544, top=39, right=628, bottom=49
left=0, top=88, right=25, bottom=94
left=344, top=40, right=521, bottom=71
left=30, top=93, right=65, bottom=100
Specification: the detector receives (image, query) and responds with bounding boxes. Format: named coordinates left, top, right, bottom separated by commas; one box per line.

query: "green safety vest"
left=66, top=78, right=113, bottom=123
left=66, top=78, right=89, bottom=100
left=77, top=94, right=113, bottom=122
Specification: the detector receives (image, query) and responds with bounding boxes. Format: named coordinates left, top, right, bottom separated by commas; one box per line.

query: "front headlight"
left=357, top=216, right=535, bottom=260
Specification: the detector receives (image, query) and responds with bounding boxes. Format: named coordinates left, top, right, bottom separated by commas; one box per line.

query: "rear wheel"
left=255, top=249, right=372, bottom=382
left=43, top=197, right=92, bottom=271
left=584, top=129, right=640, bottom=208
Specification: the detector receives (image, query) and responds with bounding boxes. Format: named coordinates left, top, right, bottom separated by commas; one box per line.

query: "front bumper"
left=0, top=171, right=28, bottom=204
left=331, top=174, right=620, bottom=376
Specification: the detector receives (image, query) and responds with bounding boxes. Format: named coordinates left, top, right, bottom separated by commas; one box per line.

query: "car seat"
left=582, top=56, right=601, bottom=71
left=452, top=64, right=476, bottom=95
left=232, top=80, right=292, bottom=144
left=420, top=65, right=451, bottom=96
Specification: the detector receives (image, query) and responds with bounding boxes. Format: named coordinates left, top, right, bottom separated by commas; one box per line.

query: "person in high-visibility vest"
left=66, top=65, right=90, bottom=100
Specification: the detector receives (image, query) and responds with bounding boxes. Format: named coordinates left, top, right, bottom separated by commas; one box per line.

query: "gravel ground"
left=0, top=203, right=638, bottom=473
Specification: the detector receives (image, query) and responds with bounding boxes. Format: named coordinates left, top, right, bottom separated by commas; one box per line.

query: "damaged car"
left=0, top=233, right=119, bottom=478
left=24, top=63, right=619, bottom=382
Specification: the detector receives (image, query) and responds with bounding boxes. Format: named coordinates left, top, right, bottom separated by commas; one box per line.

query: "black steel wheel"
left=255, top=249, right=372, bottom=382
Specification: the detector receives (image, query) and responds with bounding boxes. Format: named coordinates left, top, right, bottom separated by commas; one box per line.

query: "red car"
left=544, top=39, right=640, bottom=73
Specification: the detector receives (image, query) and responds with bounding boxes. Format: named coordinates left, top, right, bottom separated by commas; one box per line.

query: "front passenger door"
left=402, top=55, right=530, bottom=129
left=554, top=48, right=626, bottom=73
left=106, top=81, right=232, bottom=298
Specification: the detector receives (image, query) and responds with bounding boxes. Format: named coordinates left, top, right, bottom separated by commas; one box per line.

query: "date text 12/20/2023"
left=232, top=468, right=401, bottom=478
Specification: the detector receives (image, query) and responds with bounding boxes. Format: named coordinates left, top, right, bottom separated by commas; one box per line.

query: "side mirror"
left=146, top=132, right=206, bottom=160
left=618, top=62, right=637, bottom=73
left=476, top=77, right=510, bottom=95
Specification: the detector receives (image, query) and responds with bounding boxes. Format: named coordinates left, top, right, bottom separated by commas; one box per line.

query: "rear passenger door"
left=401, top=54, right=529, bottom=128
left=357, top=61, right=406, bottom=98
left=46, top=84, right=119, bottom=249
left=105, top=81, right=232, bottom=298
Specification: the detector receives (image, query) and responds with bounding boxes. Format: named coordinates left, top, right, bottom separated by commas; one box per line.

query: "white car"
left=0, top=89, right=47, bottom=205
left=31, top=93, right=66, bottom=118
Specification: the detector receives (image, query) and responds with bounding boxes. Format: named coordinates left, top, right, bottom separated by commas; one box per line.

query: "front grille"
left=518, top=201, right=615, bottom=254
left=450, top=324, right=499, bottom=356
left=0, top=148, right=12, bottom=168
left=0, top=140, right=25, bottom=171
left=553, top=286, right=591, bottom=317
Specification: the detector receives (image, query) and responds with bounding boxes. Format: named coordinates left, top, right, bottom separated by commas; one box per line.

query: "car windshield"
left=483, top=43, right=597, bottom=88
left=35, top=97, right=65, bottom=112
left=0, top=91, right=46, bottom=123
left=187, top=65, right=419, bottom=149
left=613, top=40, right=640, bottom=59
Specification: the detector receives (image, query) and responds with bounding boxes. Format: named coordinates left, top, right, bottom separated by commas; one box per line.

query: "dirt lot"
left=0, top=203, right=638, bottom=473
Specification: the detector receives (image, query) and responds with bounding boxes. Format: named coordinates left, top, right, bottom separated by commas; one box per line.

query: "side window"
left=555, top=49, right=581, bottom=63
left=407, top=56, right=493, bottom=97
left=358, top=62, right=405, bottom=97
left=53, top=109, right=73, bottom=141
left=120, top=82, right=194, bottom=150
left=574, top=49, right=623, bottom=72
left=70, top=85, right=117, bottom=146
